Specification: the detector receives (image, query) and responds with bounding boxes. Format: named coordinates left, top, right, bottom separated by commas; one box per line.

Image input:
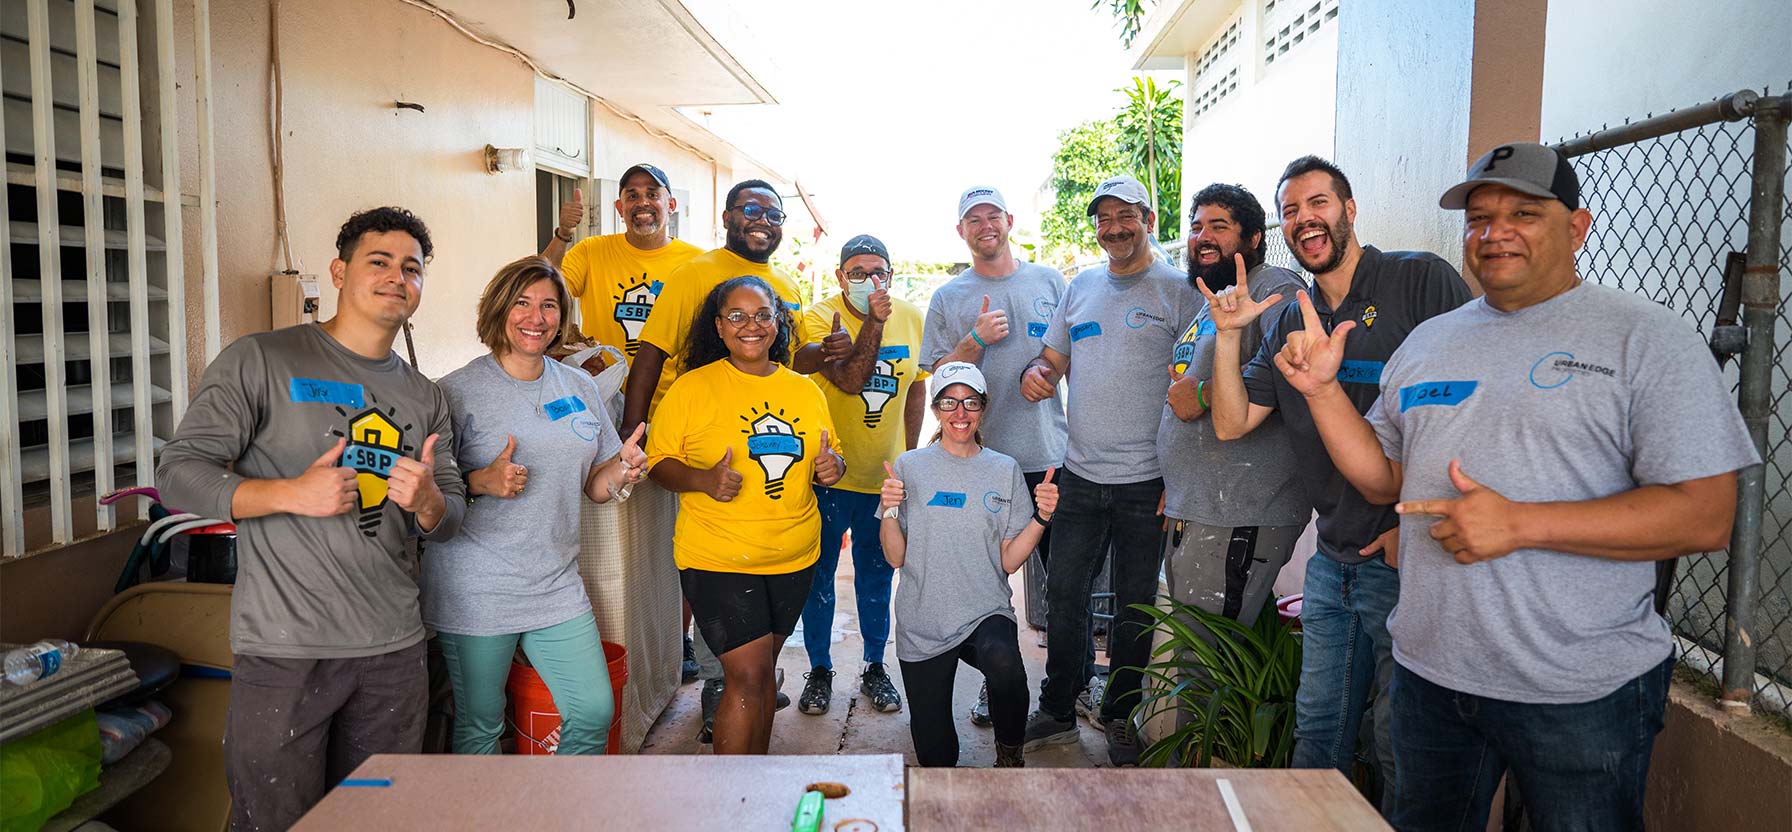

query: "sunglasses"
left=733, top=203, right=787, bottom=227
left=933, top=396, right=985, bottom=412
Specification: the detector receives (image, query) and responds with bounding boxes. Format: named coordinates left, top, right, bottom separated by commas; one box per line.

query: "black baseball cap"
left=620, top=163, right=670, bottom=189
left=840, top=234, right=890, bottom=264
left=1439, top=142, right=1579, bottom=210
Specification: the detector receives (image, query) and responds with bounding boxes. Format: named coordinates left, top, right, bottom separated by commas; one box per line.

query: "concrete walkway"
left=639, top=540, right=1111, bottom=768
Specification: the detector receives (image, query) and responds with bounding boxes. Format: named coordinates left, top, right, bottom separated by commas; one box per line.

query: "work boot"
left=970, top=682, right=992, bottom=727
left=1021, top=710, right=1078, bottom=751
left=799, top=667, right=834, bottom=715
left=1106, top=716, right=1142, bottom=767
left=681, top=635, right=698, bottom=684
left=860, top=663, right=903, bottom=713
left=994, top=742, right=1025, bottom=768
left=697, top=678, right=723, bottom=744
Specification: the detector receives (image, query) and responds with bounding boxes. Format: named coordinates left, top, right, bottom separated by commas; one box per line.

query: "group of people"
left=160, top=143, right=1758, bottom=832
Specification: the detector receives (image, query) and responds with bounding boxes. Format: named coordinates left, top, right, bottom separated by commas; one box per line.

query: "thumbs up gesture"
left=973, top=294, right=1009, bottom=347
left=288, top=437, right=358, bottom=517
left=812, top=430, right=844, bottom=487
left=386, top=434, right=446, bottom=522
left=617, top=423, right=649, bottom=486
left=1396, top=460, right=1519, bottom=564
left=1032, top=466, right=1059, bottom=521
left=868, top=275, right=893, bottom=324
left=471, top=434, right=529, bottom=499
left=558, top=187, right=585, bottom=237
left=879, top=460, right=905, bottom=515
left=708, top=447, right=744, bottom=502
left=821, top=312, right=853, bottom=364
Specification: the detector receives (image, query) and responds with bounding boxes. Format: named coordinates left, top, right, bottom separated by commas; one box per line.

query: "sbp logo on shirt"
left=744, top=406, right=806, bottom=500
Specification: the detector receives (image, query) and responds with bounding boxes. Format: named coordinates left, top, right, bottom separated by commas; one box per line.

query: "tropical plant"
left=1092, top=0, right=1153, bottom=47
left=1042, top=119, right=1126, bottom=262
left=1127, top=596, right=1301, bottom=768
left=1115, top=76, right=1184, bottom=242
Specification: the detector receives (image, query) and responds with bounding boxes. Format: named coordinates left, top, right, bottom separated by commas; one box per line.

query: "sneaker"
left=1105, top=716, right=1142, bottom=767
left=799, top=667, right=835, bottom=715
left=969, top=682, right=992, bottom=727
left=681, top=635, right=699, bottom=684
left=1076, top=674, right=1107, bottom=723
left=775, top=667, right=790, bottom=711
left=994, top=741, right=1025, bottom=768
left=1021, top=710, right=1079, bottom=751
left=697, top=678, right=724, bottom=744
left=860, top=663, right=903, bottom=713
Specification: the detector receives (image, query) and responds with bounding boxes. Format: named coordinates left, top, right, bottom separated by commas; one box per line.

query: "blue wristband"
left=971, top=330, right=988, bottom=349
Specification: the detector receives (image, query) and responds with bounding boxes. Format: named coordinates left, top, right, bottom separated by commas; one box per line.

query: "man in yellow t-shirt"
left=793, top=234, right=928, bottom=718
left=623, top=180, right=852, bottom=437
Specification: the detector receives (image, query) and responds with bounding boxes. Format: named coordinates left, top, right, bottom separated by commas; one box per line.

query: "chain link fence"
left=1554, top=85, right=1792, bottom=721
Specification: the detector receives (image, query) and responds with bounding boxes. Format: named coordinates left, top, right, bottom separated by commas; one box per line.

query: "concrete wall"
left=1648, top=682, right=1792, bottom=829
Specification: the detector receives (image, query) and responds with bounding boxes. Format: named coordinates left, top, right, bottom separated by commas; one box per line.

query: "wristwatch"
left=553, top=226, right=574, bottom=242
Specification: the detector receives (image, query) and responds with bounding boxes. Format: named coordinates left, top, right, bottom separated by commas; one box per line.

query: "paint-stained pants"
left=224, top=641, right=426, bottom=831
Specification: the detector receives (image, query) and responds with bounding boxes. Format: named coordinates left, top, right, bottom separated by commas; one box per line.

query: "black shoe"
left=1021, top=710, right=1078, bottom=751
left=994, top=741, right=1025, bottom=768
left=799, top=667, right=834, bottom=715
left=681, top=635, right=699, bottom=684
left=775, top=667, right=791, bottom=711
left=860, top=663, right=902, bottom=713
left=697, top=678, right=723, bottom=744
left=970, top=682, right=992, bottom=727
left=1106, top=716, right=1142, bottom=767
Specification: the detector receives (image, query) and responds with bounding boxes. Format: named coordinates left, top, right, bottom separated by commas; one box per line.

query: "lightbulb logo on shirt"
left=861, top=343, right=911, bottom=428
left=742, top=403, right=807, bottom=500
left=331, top=401, right=416, bottom=538
left=611, top=274, right=663, bottom=355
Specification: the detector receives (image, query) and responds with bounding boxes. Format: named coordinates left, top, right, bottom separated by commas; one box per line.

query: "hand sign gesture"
left=290, top=437, right=358, bottom=517
left=1195, top=254, right=1285, bottom=333
left=474, top=434, right=529, bottom=498
left=1397, top=460, right=1520, bottom=564
left=813, top=430, right=844, bottom=486
left=822, top=312, right=853, bottom=363
left=709, top=447, right=744, bottom=502
left=879, top=461, right=905, bottom=516
left=387, top=434, right=443, bottom=511
left=558, top=187, right=585, bottom=235
left=973, top=295, right=1009, bottom=346
left=1273, top=289, right=1355, bottom=396
left=1032, top=466, right=1059, bottom=520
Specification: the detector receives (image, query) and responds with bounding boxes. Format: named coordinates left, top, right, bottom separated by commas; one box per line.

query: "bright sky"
left=686, top=1, right=1180, bottom=264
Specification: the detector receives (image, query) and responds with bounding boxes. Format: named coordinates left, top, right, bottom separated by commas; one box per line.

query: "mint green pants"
left=437, top=610, right=614, bottom=755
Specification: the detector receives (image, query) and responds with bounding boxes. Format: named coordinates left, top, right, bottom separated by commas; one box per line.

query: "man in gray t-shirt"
left=1279, top=143, right=1759, bottom=830
left=1018, top=176, right=1200, bottom=765
left=158, top=209, right=465, bottom=831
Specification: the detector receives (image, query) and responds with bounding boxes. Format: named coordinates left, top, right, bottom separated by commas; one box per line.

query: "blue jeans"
left=1040, top=469, right=1164, bottom=722
left=801, top=487, right=893, bottom=669
left=1292, top=552, right=1400, bottom=802
left=1390, top=656, right=1672, bottom=832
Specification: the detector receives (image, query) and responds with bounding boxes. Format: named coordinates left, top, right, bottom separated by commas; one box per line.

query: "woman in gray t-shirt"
left=880, top=362, right=1056, bottom=767
left=422, top=257, right=647, bottom=755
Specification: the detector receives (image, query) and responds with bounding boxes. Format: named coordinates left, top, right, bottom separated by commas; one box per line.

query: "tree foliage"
left=1042, top=119, right=1125, bottom=261
left=1092, top=0, right=1152, bottom=47
left=1116, top=77, right=1184, bottom=241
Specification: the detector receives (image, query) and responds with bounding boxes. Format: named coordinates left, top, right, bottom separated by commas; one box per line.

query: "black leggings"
left=898, top=615, right=1027, bottom=767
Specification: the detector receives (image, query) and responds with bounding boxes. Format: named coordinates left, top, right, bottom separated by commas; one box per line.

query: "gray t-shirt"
left=1158, top=264, right=1311, bottom=527
left=920, top=263, right=1068, bottom=473
left=157, top=324, right=466, bottom=659
left=891, top=444, right=1034, bottom=662
left=1043, top=260, right=1201, bottom=484
left=422, top=355, right=623, bottom=636
left=1369, top=283, right=1759, bottom=703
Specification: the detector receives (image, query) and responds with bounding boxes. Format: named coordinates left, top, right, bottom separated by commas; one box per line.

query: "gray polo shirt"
left=1044, top=259, right=1201, bottom=484
left=920, top=263, right=1068, bottom=473
left=1369, top=283, right=1758, bottom=703
left=1244, top=246, right=1471, bottom=562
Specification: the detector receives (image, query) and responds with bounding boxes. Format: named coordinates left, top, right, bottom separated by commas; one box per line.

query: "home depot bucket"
left=505, top=641, right=627, bottom=754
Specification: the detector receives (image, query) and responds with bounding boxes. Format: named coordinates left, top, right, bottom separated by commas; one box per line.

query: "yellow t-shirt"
left=803, top=293, right=929, bottom=494
left=559, top=235, right=702, bottom=405
left=646, top=360, right=842, bottom=574
left=637, top=248, right=814, bottom=416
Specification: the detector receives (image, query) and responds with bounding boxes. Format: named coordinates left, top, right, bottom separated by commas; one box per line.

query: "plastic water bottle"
left=4, top=640, right=80, bottom=686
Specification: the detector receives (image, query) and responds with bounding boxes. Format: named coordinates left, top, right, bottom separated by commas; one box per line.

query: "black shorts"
left=680, top=564, right=817, bottom=656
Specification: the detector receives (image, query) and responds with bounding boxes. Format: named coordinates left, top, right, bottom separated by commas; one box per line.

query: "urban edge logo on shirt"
left=742, top=403, right=807, bottom=500
left=982, top=491, right=1011, bottom=514
left=290, top=378, right=422, bottom=539
left=1126, top=308, right=1166, bottom=329
left=1529, top=351, right=1617, bottom=389
left=611, top=274, right=664, bottom=356
left=544, top=395, right=603, bottom=442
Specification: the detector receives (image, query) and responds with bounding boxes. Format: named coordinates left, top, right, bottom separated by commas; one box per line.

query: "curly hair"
left=474, top=256, right=573, bottom=356
left=1189, top=183, right=1269, bottom=271
left=335, top=206, right=434, bottom=262
left=682, top=275, right=793, bottom=372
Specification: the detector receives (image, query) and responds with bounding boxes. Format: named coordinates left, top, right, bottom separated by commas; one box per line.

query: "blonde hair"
left=475, top=256, right=573, bottom=356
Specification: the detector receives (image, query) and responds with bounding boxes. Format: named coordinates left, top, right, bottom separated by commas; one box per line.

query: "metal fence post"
left=1722, top=92, right=1790, bottom=708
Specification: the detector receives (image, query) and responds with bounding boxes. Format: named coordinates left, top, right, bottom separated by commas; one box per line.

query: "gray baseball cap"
left=1439, top=142, right=1580, bottom=210
left=1086, top=175, right=1152, bottom=215
left=957, top=186, right=1008, bottom=219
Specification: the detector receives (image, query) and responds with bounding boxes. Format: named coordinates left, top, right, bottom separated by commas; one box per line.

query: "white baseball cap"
left=1086, top=175, right=1152, bottom=215
left=931, top=361, right=988, bottom=398
left=957, top=186, right=1008, bottom=220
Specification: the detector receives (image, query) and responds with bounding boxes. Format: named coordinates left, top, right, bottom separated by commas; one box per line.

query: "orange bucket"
left=506, top=640, right=627, bottom=754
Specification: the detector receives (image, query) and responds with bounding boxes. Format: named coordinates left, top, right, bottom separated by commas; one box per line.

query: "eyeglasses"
left=845, top=269, right=893, bottom=283
left=932, top=396, right=984, bottom=412
left=722, top=310, right=778, bottom=327
left=733, top=203, right=787, bottom=227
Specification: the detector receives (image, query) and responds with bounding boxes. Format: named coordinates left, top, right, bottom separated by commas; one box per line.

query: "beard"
left=1289, top=213, right=1352, bottom=274
left=1188, top=245, right=1238, bottom=291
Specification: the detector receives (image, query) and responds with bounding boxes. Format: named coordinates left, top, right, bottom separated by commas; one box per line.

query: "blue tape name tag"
left=747, top=434, right=804, bottom=456
left=343, top=443, right=399, bottom=476
left=650, top=280, right=664, bottom=295
left=927, top=491, right=967, bottom=508
left=1027, top=321, right=1048, bottom=337
left=1070, top=321, right=1103, bottom=341
left=865, top=375, right=900, bottom=395
left=289, top=378, right=365, bottom=408
left=543, top=396, right=588, bottom=422
left=877, top=345, right=911, bottom=361
left=1399, top=381, right=1478, bottom=412
left=1336, top=360, right=1385, bottom=385
left=614, top=302, right=653, bottom=323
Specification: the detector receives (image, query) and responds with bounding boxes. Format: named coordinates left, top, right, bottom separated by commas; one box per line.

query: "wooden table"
left=294, top=753, right=907, bottom=831
left=906, top=767, right=1388, bottom=831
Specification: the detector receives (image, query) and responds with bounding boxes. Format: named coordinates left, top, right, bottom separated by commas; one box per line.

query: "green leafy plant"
left=1115, top=76, right=1184, bottom=242
left=1127, top=596, right=1301, bottom=768
left=1042, top=119, right=1126, bottom=262
left=1092, top=0, right=1153, bottom=47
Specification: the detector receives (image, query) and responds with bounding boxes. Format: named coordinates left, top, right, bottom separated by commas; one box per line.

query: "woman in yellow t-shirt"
left=646, top=275, right=844, bottom=754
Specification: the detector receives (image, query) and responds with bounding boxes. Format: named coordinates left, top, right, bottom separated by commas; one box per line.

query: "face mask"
left=845, top=277, right=880, bottom=314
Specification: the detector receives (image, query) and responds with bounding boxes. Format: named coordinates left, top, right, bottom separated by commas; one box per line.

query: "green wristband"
left=1196, top=379, right=1209, bottom=410
left=971, top=330, right=988, bottom=349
